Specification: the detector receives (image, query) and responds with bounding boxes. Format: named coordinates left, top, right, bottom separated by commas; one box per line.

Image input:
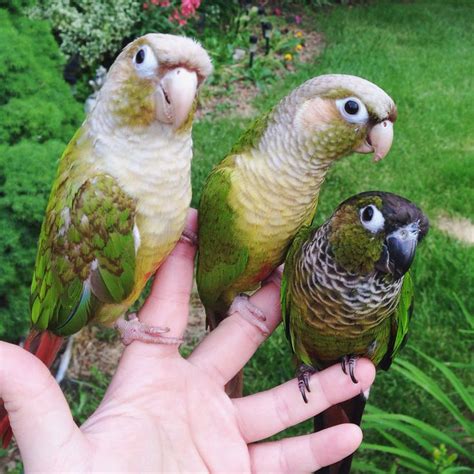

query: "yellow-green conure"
left=281, top=191, right=429, bottom=474
left=197, top=74, right=397, bottom=396
left=0, top=33, right=212, bottom=447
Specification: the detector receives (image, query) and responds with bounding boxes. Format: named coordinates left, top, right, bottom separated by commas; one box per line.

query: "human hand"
left=0, top=210, right=375, bottom=472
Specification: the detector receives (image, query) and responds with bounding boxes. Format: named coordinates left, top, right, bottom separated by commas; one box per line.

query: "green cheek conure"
left=281, top=191, right=429, bottom=474
left=0, top=33, right=212, bottom=447
left=197, top=75, right=397, bottom=396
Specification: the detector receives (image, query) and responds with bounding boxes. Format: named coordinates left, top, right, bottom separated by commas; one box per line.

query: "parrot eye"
left=133, top=44, right=158, bottom=77
left=344, top=100, right=359, bottom=114
left=360, top=205, right=385, bottom=233
left=336, top=97, right=369, bottom=124
left=135, top=49, right=145, bottom=64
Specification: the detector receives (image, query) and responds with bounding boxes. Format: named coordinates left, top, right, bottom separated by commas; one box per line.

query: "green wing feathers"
left=30, top=174, right=137, bottom=336
left=197, top=164, right=249, bottom=321
left=380, top=272, right=414, bottom=370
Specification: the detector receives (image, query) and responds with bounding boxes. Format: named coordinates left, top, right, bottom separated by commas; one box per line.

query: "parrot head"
left=285, top=74, right=397, bottom=163
left=327, top=192, right=429, bottom=278
left=92, top=33, right=212, bottom=131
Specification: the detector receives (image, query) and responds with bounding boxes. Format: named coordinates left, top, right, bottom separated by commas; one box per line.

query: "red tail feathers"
left=0, top=404, right=13, bottom=449
left=0, top=330, right=64, bottom=448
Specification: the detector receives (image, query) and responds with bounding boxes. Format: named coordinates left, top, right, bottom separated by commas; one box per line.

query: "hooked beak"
left=381, top=225, right=419, bottom=279
left=155, top=67, right=198, bottom=129
left=354, top=120, right=394, bottom=162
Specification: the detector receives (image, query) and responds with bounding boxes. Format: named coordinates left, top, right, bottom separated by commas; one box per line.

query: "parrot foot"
left=180, top=228, right=197, bottom=246
left=228, top=294, right=270, bottom=336
left=341, top=355, right=359, bottom=384
left=297, top=364, right=318, bottom=404
left=115, top=313, right=183, bottom=346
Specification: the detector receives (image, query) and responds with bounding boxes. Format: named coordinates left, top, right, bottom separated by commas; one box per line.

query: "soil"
left=436, top=215, right=474, bottom=245
left=197, top=28, right=325, bottom=119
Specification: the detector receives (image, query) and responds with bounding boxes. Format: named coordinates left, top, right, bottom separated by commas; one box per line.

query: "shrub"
left=29, top=0, right=142, bottom=69
left=0, top=8, right=82, bottom=341
left=29, top=0, right=204, bottom=73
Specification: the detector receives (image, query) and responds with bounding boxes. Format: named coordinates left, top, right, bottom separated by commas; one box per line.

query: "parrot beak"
left=354, top=120, right=394, bottom=162
left=156, top=67, right=198, bottom=129
left=385, top=224, right=419, bottom=279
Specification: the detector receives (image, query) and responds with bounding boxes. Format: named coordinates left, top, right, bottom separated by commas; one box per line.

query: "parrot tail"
left=314, top=392, right=367, bottom=474
left=0, top=329, right=64, bottom=448
left=0, top=404, right=13, bottom=449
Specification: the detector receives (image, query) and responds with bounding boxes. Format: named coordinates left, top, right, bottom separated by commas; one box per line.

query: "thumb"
left=0, top=342, right=83, bottom=466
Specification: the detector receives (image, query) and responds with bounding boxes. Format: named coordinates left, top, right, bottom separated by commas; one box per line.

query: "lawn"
left=191, top=0, right=473, bottom=470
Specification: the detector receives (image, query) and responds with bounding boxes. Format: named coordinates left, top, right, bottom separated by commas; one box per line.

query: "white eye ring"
left=133, top=45, right=158, bottom=77
left=360, top=205, right=385, bottom=233
left=336, top=97, right=369, bottom=124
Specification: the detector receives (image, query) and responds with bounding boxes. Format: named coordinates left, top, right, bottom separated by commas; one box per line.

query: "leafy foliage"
left=0, top=8, right=82, bottom=341
left=356, top=348, right=473, bottom=472
left=29, top=0, right=142, bottom=69
left=29, top=0, right=204, bottom=73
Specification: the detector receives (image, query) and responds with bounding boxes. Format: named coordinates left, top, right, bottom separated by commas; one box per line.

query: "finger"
left=188, top=270, right=282, bottom=386
left=234, top=359, right=375, bottom=443
left=0, top=342, right=84, bottom=465
left=122, top=209, right=197, bottom=360
left=249, top=424, right=362, bottom=473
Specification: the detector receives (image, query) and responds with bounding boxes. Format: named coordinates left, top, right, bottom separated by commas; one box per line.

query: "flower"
left=169, top=7, right=188, bottom=25
left=150, top=0, right=159, bottom=5
left=295, top=31, right=303, bottom=38
left=295, top=15, right=302, bottom=25
left=284, top=53, right=293, bottom=61
left=142, top=2, right=149, bottom=9
left=295, top=44, right=303, bottom=52
left=181, top=0, right=200, bottom=17
left=274, top=7, right=282, bottom=16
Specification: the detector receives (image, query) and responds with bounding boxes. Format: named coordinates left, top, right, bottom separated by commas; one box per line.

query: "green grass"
left=191, top=0, right=473, bottom=470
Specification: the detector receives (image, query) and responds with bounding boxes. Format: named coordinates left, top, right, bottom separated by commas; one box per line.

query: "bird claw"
left=297, top=364, right=317, bottom=404
left=341, top=355, right=358, bottom=384
left=115, top=313, right=183, bottom=346
left=228, top=294, right=270, bottom=336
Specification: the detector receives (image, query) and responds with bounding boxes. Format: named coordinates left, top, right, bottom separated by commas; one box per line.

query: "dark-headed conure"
left=197, top=75, right=397, bottom=396
left=0, top=33, right=212, bottom=447
left=281, top=191, right=429, bottom=473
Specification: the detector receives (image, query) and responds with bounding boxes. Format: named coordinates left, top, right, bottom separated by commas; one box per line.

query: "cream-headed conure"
left=281, top=191, right=429, bottom=474
left=0, top=33, right=212, bottom=447
left=197, top=74, right=397, bottom=396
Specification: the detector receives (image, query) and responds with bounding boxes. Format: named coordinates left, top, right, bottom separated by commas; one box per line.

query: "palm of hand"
left=83, top=355, right=249, bottom=472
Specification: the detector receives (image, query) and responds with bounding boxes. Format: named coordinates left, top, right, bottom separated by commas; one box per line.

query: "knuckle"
left=272, top=388, right=293, bottom=431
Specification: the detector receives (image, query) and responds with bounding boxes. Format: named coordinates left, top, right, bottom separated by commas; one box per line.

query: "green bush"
left=29, top=0, right=142, bottom=69
left=0, top=9, right=82, bottom=341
